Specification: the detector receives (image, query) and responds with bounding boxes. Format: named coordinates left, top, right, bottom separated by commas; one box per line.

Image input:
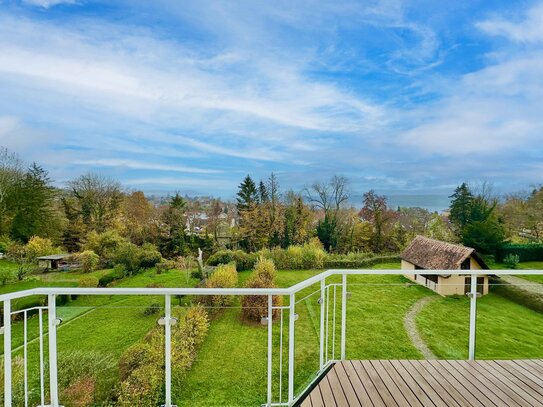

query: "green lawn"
left=177, top=263, right=432, bottom=406
left=2, top=260, right=543, bottom=406
left=417, top=293, right=543, bottom=360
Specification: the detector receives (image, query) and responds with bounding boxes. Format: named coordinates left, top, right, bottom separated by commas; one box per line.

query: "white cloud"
left=477, top=3, right=543, bottom=43
left=72, top=159, right=223, bottom=174
left=398, top=5, right=543, bottom=158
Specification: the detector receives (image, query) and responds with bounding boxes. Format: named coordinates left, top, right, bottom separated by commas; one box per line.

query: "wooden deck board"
left=298, top=360, right=543, bottom=407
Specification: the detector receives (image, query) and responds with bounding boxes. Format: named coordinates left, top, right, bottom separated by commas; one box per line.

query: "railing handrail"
left=0, top=268, right=540, bottom=302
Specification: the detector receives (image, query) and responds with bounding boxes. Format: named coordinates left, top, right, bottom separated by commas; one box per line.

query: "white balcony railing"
left=1, top=268, right=541, bottom=406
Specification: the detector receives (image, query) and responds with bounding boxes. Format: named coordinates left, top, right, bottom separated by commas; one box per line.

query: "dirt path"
left=404, top=296, right=438, bottom=360
left=500, top=275, right=543, bottom=295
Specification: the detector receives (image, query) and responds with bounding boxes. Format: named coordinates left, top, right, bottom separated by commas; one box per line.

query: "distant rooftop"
left=36, top=254, right=70, bottom=260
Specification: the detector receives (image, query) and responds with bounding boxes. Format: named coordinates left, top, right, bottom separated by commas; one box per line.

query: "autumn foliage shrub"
left=77, top=250, right=100, bottom=273
left=78, top=275, right=99, bottom=287
left=199, top=262, right=238, bottom=309
left=258, top=238, right=327, bottom=269
left=241, top=257, right=282, bottom=322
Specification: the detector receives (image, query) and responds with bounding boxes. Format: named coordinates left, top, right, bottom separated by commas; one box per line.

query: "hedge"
left=207, top=250, right=257, bottom=271
left=117, top=306, right=209, bottom=406
left=495, top=244, right=543, bottom=262
left=489, top=276, right=543, bottom=314
left=323, top=255, right=401, bottom=269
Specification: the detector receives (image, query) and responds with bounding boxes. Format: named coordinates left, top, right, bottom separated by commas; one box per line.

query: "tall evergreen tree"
left=449, top=183, right=474, bottom=231
left=236, top=175, right=258, bottom=211
left=10, top=163, right=55, bottom=242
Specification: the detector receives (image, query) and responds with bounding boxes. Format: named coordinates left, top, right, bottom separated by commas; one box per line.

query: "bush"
left=0, top=234, right=14, bottom=253
left=118, top=306, right=209, bottom=405
left=56, top=350, right=115, bottom=406
left=143, top=303, right=162, bottom=315
left=84, top=230, right=127, bottom=267
left=323, top=254, right=401, bottom=269
left=207, top=249, right=257, bottom=271
left=252, top=256, right=276, bottom=283
left=0, top=269, right=12, bottom=286
left=114, top=242, right=163, bottom=274
left=138, top=243, right=163, bottom=268
left=98, top=265, right=126, bottom=287
left=200, top=263, right=238, bottom=309
left=77, top=250, right=100, bottom=273
left=25, top=236, right=63, bottom=260
left=78, top=276, right=99, bottom=288
left=496, top=243, right=543, bottom=262
left=258, top=240, right=327, bottom=270
left=241, top=258, right=282, bottom=322
left=503, top=253, right=520, bottom=269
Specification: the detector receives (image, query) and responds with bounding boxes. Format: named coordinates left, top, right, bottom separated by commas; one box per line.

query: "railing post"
left=468, top=274, right=478, bottom=360
left=341, top=274, right=347, bottom=360
left=48, top=294, right=59, bottom=407
left=288, top=293, right=295, bottom=405
left=3, top=299, right=12, bottom=406
left=164, top=294, right=173, bottom=407
left=319, top=278, right=325, bottom=370
left=267, top=294, right=273, bottom=406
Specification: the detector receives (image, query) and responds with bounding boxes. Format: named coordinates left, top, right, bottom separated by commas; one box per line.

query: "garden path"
left=403, top=295, right=437, bottom=360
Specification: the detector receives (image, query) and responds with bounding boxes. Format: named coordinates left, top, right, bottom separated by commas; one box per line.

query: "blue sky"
left=0, top=0, right=542, bottom=200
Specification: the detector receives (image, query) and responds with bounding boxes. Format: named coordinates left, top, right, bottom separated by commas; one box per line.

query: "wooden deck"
left=299, top=360, right=543, bottom=407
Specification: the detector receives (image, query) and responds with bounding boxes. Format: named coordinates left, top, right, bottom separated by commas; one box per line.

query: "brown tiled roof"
left=401, top=236, right=488, bottom=270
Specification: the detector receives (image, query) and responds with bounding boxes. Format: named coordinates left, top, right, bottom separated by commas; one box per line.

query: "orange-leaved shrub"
left=241, top=257, right=282, bottom=322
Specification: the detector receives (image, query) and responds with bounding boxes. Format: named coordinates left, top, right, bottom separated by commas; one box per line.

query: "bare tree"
left=305, top=174, right=349, bottom=217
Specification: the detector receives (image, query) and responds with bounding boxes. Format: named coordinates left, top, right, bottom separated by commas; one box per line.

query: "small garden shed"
left=401, top=236, right=489, bottom=296
left=37, top=254, right=71, bottom=271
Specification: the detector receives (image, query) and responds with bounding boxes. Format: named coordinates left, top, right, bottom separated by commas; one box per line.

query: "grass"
left=177, top=262, right=432, bottom=406
left=488, top=260, right=543, bottom=283
left=1, top=267, right=200, bottom=405
left=417, top=293, right=543, bottom=359
left=2, top=259, right=543, bottom=406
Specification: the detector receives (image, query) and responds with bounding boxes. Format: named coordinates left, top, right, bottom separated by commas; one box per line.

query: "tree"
left=0, top=147, right=23, bottom=236
left=282, top=191, right=312, bottom=247
left=306, top=175, right=349, bottom=251
left=121, top=191, right=153, bottom=245
left=65, top=173, right=123, bottom=233
left=158, top=193, right=188, bottom=257
left=236, top=175, right=258, bottom=211
left=449, top=183, right=474, bottom=232
left=10, top=163, right=57, bottom=242
left=448, top=183, right=505, bottom=253
left=359, top=190, right=398, bottom=252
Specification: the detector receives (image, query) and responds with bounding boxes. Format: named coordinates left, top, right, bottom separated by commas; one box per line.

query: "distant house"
left=37, top=254, right=71, bottom=271
left=401, top=236, right=489, bottom=296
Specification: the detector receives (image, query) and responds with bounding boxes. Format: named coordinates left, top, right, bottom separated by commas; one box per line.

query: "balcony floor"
left=299, top=359, right=543, bottom=407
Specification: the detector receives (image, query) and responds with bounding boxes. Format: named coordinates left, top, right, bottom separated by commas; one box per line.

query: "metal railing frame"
left=1, top=268, right=541, bottom=407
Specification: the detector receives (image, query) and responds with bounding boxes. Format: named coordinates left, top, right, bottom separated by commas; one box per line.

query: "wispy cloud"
left=72, top=159, right=223, bottom=174
left=477, top=3, right=543, bottom=43
left=0, top=1, right=542, bottom=196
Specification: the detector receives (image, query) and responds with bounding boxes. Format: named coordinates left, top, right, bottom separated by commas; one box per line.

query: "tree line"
left=1, top=146, right=542, bottom=263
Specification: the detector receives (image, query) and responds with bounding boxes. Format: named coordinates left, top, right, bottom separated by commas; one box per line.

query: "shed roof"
left=36, top=254, right=70, bottom=260
left=401, top=236, right=488, bottom=270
